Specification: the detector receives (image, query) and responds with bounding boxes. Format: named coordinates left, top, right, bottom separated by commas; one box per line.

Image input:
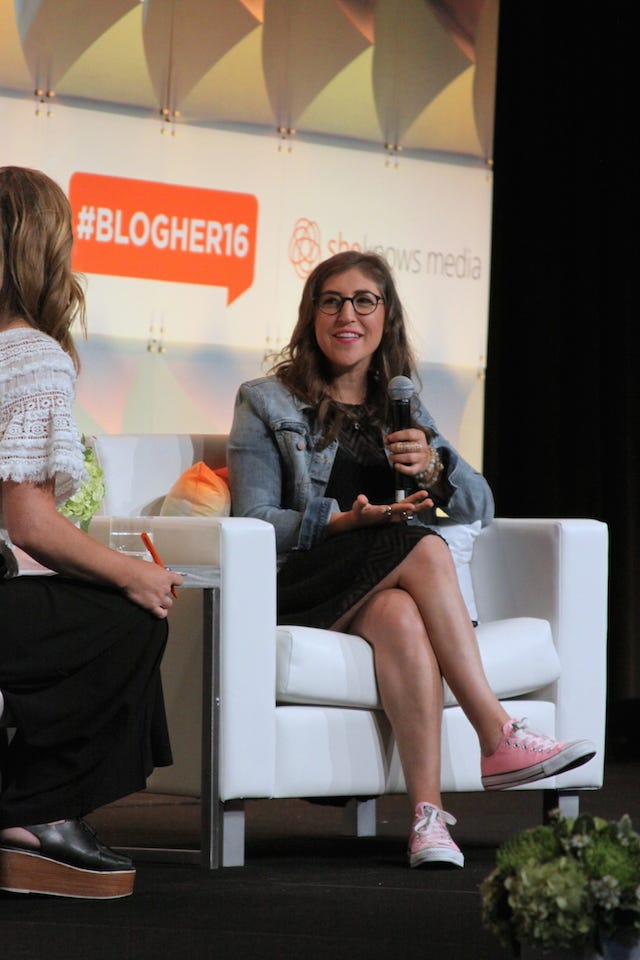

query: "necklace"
left=335, top=401, right=370, bottom=431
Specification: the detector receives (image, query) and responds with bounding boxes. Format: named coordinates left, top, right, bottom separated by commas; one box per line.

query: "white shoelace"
left=506, top=717, right=559, bottom=753
left=413, top=804, right=457, bottom=843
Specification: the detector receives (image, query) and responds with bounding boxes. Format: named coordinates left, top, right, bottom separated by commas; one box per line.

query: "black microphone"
left=388, top=375, right=415, bottom=502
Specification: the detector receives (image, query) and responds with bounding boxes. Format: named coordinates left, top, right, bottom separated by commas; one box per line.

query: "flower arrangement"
left=481, top=810, right=640, bottom=957
left=59, top=439, right=105, bottom=532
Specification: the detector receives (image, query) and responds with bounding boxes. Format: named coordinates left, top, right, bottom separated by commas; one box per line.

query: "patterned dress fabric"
left=278, top=405, right=439, bottom=628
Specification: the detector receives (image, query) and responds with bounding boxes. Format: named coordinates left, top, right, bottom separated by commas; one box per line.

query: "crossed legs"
left=332, top=532, right=595, bottom=868
left=342, top=534, right=509, bottom=810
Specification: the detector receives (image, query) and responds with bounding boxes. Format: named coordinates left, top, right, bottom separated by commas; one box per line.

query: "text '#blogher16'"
left=69, top=172, right=258, bottom=304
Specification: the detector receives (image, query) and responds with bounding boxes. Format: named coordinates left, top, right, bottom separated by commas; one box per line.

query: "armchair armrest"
left=88, top=514, right=278, bottom=799
left=471, top=518, right=608, bottom=785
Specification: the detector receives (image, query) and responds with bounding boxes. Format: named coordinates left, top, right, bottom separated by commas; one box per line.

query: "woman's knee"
left=408, top=534, right=457, bottom=581
left=356, top=588, right=425, bottom=644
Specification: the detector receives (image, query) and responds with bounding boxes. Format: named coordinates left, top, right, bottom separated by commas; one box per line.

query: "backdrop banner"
left=1, top=93, right=492, bottom=454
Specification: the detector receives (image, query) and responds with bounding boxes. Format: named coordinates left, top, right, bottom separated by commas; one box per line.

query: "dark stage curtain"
left=483, top=3, right=639, bottom=751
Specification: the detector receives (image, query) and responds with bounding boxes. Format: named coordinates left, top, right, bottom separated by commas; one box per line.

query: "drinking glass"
left=108, top=517, right=154, bottom=560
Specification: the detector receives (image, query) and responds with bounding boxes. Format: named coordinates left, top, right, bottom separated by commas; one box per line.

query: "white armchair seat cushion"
left=443, top=618, right=560, bottom=706
left=276, top=616, right=560, bottom=710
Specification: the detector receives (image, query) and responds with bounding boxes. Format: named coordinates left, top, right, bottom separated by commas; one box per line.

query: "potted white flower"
left=481, top=810, right=640, bottom=960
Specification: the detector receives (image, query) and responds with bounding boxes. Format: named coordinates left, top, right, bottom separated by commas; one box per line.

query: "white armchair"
left=87, top=433, right=608, bottom=868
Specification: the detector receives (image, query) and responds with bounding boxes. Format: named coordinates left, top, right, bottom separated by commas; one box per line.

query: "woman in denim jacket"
left=228, top=251, right=595, bottom=869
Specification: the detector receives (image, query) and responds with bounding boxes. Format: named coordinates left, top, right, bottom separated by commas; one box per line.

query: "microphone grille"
left=387, top=375, right=415, bottom=401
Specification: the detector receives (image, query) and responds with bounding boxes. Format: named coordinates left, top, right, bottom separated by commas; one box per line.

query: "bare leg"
left=336, top=531, right=592, bottom=864
left=390, top=535, right=509, bottom=753
left=335, top=534, right=509, bottom=761
left=350, top=588, right=444, bottom=811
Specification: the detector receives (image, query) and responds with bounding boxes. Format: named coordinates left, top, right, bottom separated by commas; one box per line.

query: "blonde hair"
left=0, top=165, right=86, bottom=369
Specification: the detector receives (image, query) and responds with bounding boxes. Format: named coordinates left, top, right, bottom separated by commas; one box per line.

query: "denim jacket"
left=227, top=376, right=495, bottom=561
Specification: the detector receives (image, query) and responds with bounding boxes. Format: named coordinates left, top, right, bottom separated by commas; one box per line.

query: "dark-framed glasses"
left=314, top=292, right=384, bottom=316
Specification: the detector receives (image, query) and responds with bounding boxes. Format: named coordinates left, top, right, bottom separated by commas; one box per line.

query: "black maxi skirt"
left=278, top=523, right=441, bottom=628
left=0, top=575, right=171, bottom=828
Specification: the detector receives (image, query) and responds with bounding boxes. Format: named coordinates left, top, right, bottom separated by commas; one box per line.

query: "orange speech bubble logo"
left=69, top=173, right=258, bottom=304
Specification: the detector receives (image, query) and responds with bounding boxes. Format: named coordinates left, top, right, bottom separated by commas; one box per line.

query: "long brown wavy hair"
left=271, top=250, right=420, bottom=442
left=0, top=166, right=86, bottom=370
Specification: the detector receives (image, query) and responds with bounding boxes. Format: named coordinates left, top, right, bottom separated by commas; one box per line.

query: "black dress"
left=277, top=405, right=439, bottom=628
left=0, top=576, right=171, bottom=828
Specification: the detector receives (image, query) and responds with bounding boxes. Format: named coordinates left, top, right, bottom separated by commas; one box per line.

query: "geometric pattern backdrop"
left=0, top=0, right=498, bottom=162
left=1, top=0, right=498, bottom=460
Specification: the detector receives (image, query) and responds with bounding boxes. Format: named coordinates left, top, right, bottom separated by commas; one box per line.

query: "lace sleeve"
left=0, top=331, right=86, bottom=505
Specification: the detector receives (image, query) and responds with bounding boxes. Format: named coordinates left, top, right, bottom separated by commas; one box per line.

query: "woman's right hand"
left=121, top=557, right=183, bottom=619
left=2, top=478, right=183, bottom=616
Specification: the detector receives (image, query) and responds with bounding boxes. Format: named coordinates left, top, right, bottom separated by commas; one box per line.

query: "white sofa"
left=87, top=433, right=609, bottom=868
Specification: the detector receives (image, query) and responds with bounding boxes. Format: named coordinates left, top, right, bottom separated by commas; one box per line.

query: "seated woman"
left=0, top=165, right=182, bottom=899
left=228, top=249, right=596, bottom=869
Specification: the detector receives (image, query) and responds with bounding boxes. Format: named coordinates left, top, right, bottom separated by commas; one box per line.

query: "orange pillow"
left=160, top=461, right=231, bottom=517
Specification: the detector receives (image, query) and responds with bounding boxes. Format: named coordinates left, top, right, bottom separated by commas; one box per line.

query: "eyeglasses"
left=314, top=292, right=384, bottom=317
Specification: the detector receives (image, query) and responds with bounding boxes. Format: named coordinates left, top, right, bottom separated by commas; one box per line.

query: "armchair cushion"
left=276, top=616, right=560, bottom=709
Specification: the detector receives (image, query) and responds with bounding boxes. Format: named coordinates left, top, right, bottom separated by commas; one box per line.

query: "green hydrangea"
left=508, top=857, right=593, bottom=951
left=59, top=440, right=105, bottom=532
left=481, top=812, right=640, bottom=955
left=495, top=824, right=563, bottom=872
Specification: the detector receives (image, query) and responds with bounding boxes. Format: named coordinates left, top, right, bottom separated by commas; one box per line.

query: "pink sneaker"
left=408, top=802, right=464, bottom=869
left=481, top=717, right=596, bottom=790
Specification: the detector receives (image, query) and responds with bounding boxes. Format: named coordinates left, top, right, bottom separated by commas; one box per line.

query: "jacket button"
left=296, top=440, right=306, bottom=450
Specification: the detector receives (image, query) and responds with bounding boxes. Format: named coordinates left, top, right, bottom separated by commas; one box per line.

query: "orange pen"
left=141, top=532, right=177, bottom=597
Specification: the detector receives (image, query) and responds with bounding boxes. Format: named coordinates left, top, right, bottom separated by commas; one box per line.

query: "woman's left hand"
left=358, top=491, right=434, bottom=526
left=328, top=490, right=433, bottom=535
left=385, top=429, right=433, bottom=477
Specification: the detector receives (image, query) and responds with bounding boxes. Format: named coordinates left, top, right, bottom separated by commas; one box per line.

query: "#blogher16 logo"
left=288, top=218, right=321, bottom=278
left=69, top=172, right=258, bottom=304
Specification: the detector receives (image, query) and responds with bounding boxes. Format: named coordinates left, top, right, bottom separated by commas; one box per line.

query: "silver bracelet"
left=415, top=447, right=443, bottom=488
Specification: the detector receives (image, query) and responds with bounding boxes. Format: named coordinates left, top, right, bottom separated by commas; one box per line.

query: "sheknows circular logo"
left=289, top=218, right=321, bottom=278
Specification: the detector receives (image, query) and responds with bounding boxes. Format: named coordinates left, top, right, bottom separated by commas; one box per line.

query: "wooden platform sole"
left=0, top=847, right=135, bottom=899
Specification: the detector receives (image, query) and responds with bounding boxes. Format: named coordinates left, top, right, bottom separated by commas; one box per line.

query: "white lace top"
left=0, top=327, right=86, bottom=525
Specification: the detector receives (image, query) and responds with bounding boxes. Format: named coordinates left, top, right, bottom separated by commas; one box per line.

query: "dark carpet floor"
left=1, top=759, right=639, bottom=960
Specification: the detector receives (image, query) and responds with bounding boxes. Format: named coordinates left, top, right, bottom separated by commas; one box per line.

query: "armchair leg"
left=343, top=797, right=377, bottom=837
left=202, top=798, right=245, bottom=869
left=543, top=789, right=580, bottom=821
left=221, top=800, right=246, bottom=868
left=201, top=585, right=246, bottom=868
